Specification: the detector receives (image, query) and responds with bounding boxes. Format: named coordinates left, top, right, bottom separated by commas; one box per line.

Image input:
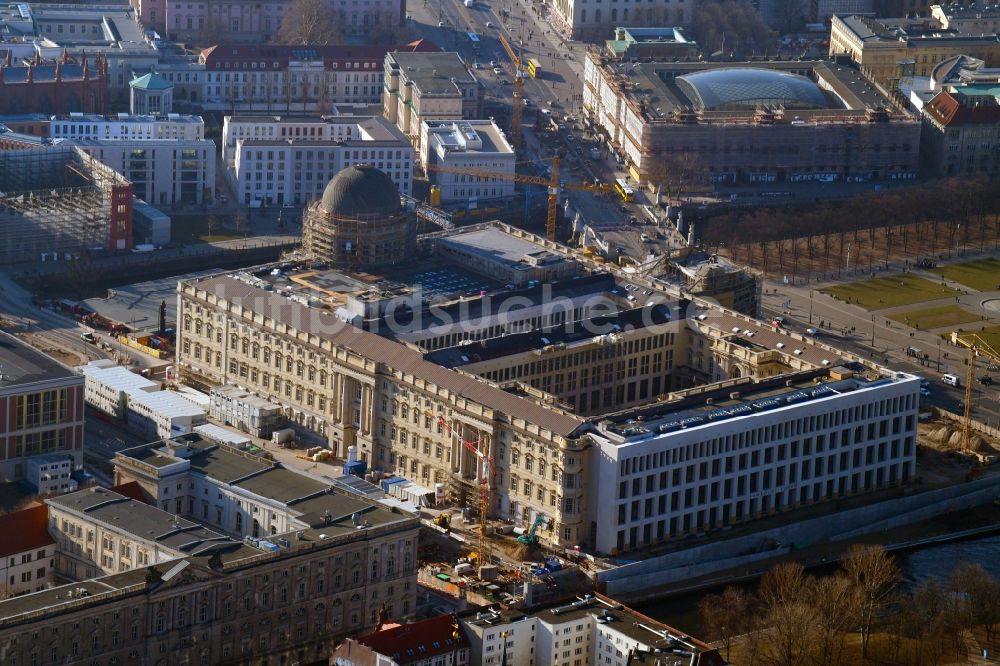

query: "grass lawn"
left=886, top=304, right=982, bottom=331
left=946, top=325, right=1000, bottom=353
left=931, top=257, right=1000, bottom=292
left=822, top=275, right=961, bottom=311
left=170, top=214, right=242, bottom=244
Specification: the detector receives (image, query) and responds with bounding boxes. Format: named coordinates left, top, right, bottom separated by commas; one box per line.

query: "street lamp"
left=809, top=289, right=814, bottom=325
left=871, top=314, right=876, bottom=348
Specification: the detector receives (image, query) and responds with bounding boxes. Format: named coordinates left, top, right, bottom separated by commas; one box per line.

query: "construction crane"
left=952, top=333, right=1000, bottom=452
left=498, top=33, right=523, bottom=148
left=429, top=412, right=495, bottom=563
left=425, top=159, right=611, bottom=241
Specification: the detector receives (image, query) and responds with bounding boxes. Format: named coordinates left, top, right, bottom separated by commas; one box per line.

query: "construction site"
left=0, top=146, right=133, bottom=263
left=582, top=56, right=921, bottom=186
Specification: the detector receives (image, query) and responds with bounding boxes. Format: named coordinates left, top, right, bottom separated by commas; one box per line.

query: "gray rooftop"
left=435, top=226, right=572, bottom=269
left=0, top=331, right=77, bottom=389
left=390, top=51, right=477, bottom=96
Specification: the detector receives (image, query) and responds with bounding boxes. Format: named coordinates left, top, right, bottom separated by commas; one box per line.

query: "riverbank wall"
left=597, top=473, right=1000, bottom=600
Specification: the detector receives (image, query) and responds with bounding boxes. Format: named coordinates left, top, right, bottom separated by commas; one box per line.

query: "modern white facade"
left=74, top=137, right=216, bottom=206
left=587, top=371, right=920, bottom=554
left=80, top=360, right=159, bottom=419
left=26, top=454, right=78, bottom=495
left=124, top=389, right=206, bottom=440
left=231, top=116, right=413, bottom=205
left=222, top=114, right=375, bottom=165
left=50, top=113, right=205, bottom=141
left=420, top=120, right=515, bottom=205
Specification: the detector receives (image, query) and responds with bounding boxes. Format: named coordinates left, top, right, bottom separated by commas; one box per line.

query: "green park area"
left=886, top=304, right=982, bottom=331
left=953, top=324, right=1000, bottom=353
left=930, top=257, right=1000, bottom=292
left=822, top=275, right=961, bottom=311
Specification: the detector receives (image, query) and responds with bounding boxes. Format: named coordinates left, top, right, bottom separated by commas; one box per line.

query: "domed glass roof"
left=320, top=165, right=400, bottom=217
left=676, top=68, right=829, bottom=111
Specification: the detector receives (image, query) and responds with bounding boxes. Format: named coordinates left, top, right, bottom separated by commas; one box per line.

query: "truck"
left=464, top=0, right=474, bottom=6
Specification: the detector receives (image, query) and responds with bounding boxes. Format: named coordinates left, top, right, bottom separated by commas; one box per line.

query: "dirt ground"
left=15, top=332, right=87, bottom=367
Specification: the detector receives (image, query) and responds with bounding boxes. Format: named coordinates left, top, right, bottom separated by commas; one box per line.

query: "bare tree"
left=276, top=0, right=344, bottom=45
left=811, top=575, right=860, bottom=666
left=841, top=544, right=900, bottom=659
left=757, top=562, right=818, bottom=666
left=697, top=586, right=749, bottom=661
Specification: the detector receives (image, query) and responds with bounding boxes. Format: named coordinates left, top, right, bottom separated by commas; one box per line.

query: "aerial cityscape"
left=1, top=0, right=1000, bottom=663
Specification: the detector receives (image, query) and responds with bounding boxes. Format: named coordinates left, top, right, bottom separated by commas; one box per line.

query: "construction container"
left=479, top=564, right=499, bottom=581
left=454, top=563, right=474, bottom=576
left=430, top=186, right=442, bottom=207
left=344, top=460, right=367, bottom=477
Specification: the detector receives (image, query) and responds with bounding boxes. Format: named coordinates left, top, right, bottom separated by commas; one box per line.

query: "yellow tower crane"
left=952, top=332, right=1000, bottom=452
left=498, top=33, right=523, bottom=148
left=425, top=158, right=611, bottom=241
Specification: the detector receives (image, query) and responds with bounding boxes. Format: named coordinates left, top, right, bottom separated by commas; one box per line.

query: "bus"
left=468, top=32, right=480, bottom=52
left=614, top=178, right=635, bottom=202
left=527, top=58, right=541, bottom=78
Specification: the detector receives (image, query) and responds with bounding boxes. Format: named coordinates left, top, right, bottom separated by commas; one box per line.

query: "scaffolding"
left=0, top=146, right=131, bottom=263
left=302, top=203, right=416, bottom=269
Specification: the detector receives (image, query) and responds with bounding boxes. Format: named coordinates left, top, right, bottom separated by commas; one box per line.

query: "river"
left=635, top=533, right=1000, bottom=636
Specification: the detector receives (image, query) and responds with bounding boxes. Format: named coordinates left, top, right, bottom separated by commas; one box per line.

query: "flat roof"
left=0, top=331, right=78, bottom=389
left=80, top=362, right=158, bottom=393
left=426, top=119, right=514, bottom=155
left=436, top=226, right=573, bottom=269
left=126, top=389, right=204, bottom=419
left=81, top=269, right=219, bottom=333
left=599, top=57, right=900, bottom=121
left=389, top=51, right=476, bottom=96
left=234, top=467, right=330, bottom=505
left=52, top=113, right=203, bottom=124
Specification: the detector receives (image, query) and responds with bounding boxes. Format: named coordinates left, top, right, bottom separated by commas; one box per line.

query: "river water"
left=635, top=533, right=1000, bottom=636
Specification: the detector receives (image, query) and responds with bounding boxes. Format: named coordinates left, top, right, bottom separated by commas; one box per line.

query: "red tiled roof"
left=924, top=91, right=1000, bottom=127
left=356, top=614, right=468, bottom=664
left=0, top=504, right=53, bottom=558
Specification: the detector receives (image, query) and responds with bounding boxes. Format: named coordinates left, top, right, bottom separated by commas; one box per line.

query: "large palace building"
left=175, top=174, right=920, bottom=555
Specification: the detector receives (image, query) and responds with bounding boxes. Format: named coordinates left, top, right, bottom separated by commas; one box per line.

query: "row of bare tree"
left=697, top=177, right=1000, bottom=280
left=275, top=0, right=416, bottom=46
left=699, top=545, right=1000, bottom=666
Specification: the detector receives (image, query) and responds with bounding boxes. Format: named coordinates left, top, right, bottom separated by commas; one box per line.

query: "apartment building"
left=231, top=116, right=414, bottom=205
left=461, top=594, right=724, bottom=666
left=0, top=331, right=85, bottom=483
left=331, top=613, right=471, bottom=665
left=829, top=14, right=1000, bottom=88
left=420, top=120, right=515, bottom=205
left=48, top=112, right=204, bottom=141
left=209, top=385, right=284, bottom=438
left=0, top=505, right=55, bottom=598
left=0, top=477, right=420, bottom=666
left=920, top=89, right=1000, bottom=177
left=383, top=52, right=482, bottom=149
left=153, top=43, right=437, bottom=113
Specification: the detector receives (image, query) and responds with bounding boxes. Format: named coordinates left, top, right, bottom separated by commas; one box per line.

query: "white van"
left=942, top=374, right=961, bottom=387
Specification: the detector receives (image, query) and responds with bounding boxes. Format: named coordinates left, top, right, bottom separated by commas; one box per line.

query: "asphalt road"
left=761, top=281, right=1000, bottom=428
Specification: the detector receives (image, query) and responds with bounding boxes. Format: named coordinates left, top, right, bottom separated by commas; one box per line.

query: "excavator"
left=517, top=514, right=548, bottom=545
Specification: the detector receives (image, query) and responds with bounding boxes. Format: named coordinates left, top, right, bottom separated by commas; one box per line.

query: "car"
left=438, top=20, right=445, bottom=27
left=979, top=376, right=994, bottom=386
left=919, top=387, right=931, bottom=397
left=219, top=195, right=228, bottom=203
left=493, top=66, right=503, bottom=74
left=473, top=61, right=482, bottom=69
left=499, top=79, right=510, bottom=85
left=640, top=233, right=651, bottom=242
left=806, top=327, right=819, bottom=335
left=522, top=98, right=529, bottom=106
left=490, top=60, right=498, bottom=67
left=485, top=21, right=495, bottom=27
left=566, top=134, right=575, bottom=142
left=540, top=108, right=552, bottom=116
left=919, top=378, right=930, bottom=388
